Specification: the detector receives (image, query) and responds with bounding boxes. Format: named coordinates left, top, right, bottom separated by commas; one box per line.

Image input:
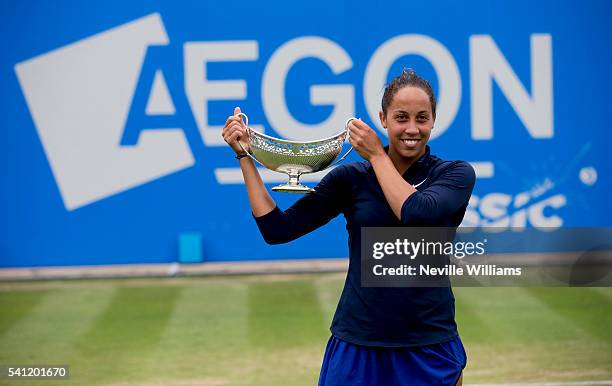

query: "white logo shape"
left=14, top=13, right=194, bottom=211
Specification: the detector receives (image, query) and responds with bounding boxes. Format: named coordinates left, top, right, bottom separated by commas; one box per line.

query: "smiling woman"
left=222, top=68, right=476, bottom=386
left=380, top=71, right=435, bottom=161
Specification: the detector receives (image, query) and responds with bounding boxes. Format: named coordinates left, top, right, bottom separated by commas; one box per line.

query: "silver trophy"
left=236, top=113, right=356, bottom=193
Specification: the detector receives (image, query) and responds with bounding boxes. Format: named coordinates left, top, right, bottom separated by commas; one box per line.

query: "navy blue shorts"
left=318, top=335, right=467, bottom=386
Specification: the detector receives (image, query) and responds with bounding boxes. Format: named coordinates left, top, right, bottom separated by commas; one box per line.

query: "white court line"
left=469, top=381, right=612, bottom=386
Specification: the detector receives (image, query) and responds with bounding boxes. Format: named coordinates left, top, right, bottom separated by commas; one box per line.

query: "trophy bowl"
left=237, top=113, right=355, bottom=193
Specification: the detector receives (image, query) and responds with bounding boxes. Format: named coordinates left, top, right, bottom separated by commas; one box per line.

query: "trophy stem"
left=288, top=171, right=300, bottom=186
left=271, top=169, right=315, bottom=193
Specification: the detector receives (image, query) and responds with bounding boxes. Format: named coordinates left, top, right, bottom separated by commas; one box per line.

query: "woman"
left=222, top=69, right=475, bottom=386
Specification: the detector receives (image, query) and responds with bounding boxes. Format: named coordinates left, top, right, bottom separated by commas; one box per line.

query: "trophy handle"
left=326, top=117, right=356, bottom=168
left=235, top=112, right=267, bottom=168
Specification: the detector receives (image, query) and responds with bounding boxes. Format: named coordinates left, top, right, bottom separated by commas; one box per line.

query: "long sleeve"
left=253, top=165, right=348, bottom=244
left=400, top=161, right=475, bottom=226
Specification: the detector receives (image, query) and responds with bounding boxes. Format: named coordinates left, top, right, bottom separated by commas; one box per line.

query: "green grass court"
left=1, top=273, right=611, bottom=385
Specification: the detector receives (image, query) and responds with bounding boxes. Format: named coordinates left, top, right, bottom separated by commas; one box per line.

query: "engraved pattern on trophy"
left=236, top=113, right=355, bottom=193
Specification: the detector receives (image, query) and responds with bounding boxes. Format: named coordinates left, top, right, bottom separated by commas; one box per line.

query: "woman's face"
left=379, top=86, right=434, bottom=161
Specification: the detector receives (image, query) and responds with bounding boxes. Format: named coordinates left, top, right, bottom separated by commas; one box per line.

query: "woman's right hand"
left=222, top=106, right=250, bottom=155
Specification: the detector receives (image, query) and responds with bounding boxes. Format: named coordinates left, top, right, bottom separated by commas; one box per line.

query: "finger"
left=349, top=121, right=365, bottom=133
left=348, top=126, right=363, bottom=138
left=234, top=106, right=241, bottom=116
left=225, top=124, right=245, bottom=139
left=224, top=115, right=243, bottom=128
left=222, top=126, right=236, bottom=140
left=227, top=131, right=242, bottom=144
left=228, top=120, right=247, bottom=133
left=352, top=119, right=373, bottom=132
left=223, top=126, right=236, bottom=140
left=348, top=130, right=359, bottom=143
left=222, top=121, right=237, bottom=136
left=232, top=132, right=249, bottom=150
left=352, top=119, right=370, bottom=131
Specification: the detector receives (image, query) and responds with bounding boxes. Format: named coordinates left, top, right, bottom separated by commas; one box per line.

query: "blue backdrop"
left=1, top=0, right=610, bottom=267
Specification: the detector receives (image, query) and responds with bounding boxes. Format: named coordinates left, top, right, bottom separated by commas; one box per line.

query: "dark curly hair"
left=381, top=69, right=436, bottom=119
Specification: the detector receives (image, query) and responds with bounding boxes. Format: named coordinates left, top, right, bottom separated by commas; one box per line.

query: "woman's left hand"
left=347, top=119, right=386, bottom=161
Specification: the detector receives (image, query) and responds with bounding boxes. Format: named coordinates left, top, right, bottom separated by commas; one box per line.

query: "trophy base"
left=271, top=183, right=315, bottom=194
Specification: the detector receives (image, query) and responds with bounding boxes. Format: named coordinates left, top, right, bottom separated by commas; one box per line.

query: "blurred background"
left=1, top=0, right=610, bottom=385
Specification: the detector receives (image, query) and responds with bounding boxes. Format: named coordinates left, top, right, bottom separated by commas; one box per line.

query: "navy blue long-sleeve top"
left=253, top=146, right=476, bottom=347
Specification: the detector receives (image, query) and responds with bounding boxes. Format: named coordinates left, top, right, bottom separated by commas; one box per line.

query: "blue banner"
left=1, top=0, right=610, bottom=267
